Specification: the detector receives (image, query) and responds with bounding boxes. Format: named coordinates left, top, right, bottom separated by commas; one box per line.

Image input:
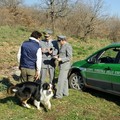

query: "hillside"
left=0, top=26, right=111, bottom=77
left=1, top=26, right=120, bottom=120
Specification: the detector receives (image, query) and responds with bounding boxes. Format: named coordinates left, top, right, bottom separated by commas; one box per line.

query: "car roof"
left=99, top=42, right=120, bottom=51
left=86, top=42, right=120, bottom=60
left=106, top=42, right=120, bottom=48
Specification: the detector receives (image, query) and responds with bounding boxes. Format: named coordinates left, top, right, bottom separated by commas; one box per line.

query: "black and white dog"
left=7, top=82, right=54, bottom=110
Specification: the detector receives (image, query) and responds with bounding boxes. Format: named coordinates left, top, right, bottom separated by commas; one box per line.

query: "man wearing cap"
left=54, top=35, right=72, bottom=99
left=39, top=30, right=59, bottom=85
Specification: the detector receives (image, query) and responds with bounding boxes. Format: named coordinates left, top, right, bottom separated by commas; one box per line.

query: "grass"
left=0, top=86, right=120, bottom=120
left=1, top=26, right=120, bottom=120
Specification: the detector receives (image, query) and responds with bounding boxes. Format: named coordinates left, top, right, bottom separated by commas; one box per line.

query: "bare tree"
left=68, top=0, right=107, bottom=41
left=0, top=0, right=23, bottom=8
left=38, top=0, right=75, bottom=33
left=107, top=16, right=120, bottom=42
left=0, top=0, right=40, bottom=27
left=0, top=0, right=23, bottom=15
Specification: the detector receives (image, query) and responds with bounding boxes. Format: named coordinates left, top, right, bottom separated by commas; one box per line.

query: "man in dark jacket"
left=17, top=31, right=42, bottom=82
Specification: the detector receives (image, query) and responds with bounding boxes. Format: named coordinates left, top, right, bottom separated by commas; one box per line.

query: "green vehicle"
left=68, top=42, right=120, bottom=96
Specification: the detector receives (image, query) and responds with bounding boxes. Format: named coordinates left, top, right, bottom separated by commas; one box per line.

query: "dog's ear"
left=42, top=83, right=49, bottom=90
left=52, top=84, right=56, bottom=90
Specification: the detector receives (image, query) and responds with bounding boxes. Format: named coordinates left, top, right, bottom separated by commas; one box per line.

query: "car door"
left=85, top=62, right=112, bottom=90
left=84, top=47, right=120, bottom=91
left=112, top=51, right=120, bottom=93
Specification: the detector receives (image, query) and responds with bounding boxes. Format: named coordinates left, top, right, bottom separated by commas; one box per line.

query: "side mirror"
left=87, top=57, right=97, bottom=63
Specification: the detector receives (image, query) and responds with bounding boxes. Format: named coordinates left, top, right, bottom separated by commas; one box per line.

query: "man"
left=54, top=35, right=72, bottom=99
left=17, top=31, right=42, bottom=82
left=40, top=30, right=59, bottom=85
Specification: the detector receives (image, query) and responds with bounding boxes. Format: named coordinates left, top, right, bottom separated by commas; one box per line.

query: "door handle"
left=104, top=67, right=111, bottom=70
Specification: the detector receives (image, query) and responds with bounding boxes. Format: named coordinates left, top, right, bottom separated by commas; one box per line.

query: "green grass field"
left=0, top=87, right=120, bottom=120
left=1, top=26, right=120, bottom=120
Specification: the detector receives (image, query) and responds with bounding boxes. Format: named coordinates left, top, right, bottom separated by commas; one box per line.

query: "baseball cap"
left=57, top=35, right=66, bottom=41
left=43, top=30, right=53, bottom=37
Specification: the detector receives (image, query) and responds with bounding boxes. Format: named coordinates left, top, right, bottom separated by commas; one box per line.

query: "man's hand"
left=53, top=55, right=58, bottom=59
left=53, top=56, right=62, bottom=61
left=34, top=71, right=40, bottom=80
left=41, top=48, right=47, bottom=52
left=48, top=48, right=53, bottom=54
left=57, top=58, right=62, bottom=61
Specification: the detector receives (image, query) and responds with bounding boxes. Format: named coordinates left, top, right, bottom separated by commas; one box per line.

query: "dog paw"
left=26, top=104, right=31, bottom=109
left=37, top=107, right=41, bottom=111
left=22, top=103, right=31, bottom=109
left=38, top=109, right=42, bottom=112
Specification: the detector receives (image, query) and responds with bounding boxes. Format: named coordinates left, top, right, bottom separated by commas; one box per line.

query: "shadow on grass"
left=0, top=77, right=56, bottom=112
left=0, top=77, right=19, bottom=105
left=86, top=88, right=120, bottom=106
left=0, top=96, right=50, bottom=112
left=12, top=74, right=20, bottom=82
left=0, top=96, right=20, bottom=105
left=0, top=77, right=13, bottom=92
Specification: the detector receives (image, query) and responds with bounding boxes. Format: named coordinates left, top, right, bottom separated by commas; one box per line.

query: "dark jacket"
left=20, top=39, right=41, bottom=69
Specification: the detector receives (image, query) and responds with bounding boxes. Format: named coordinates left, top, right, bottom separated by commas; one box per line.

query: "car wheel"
left=69, top=73, right=86, bottom=91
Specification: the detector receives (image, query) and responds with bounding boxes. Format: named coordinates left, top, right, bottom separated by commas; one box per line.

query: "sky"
left=104, top=0, right=120, bottom=16
left=24, top=0, right=39, bottom=6
left=24, top=0, right=120, bottom=17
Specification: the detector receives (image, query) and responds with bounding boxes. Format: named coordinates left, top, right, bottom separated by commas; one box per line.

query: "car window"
left=114, top=51, right=120, bottom=63
left=98, top=47, right=119, bottom=63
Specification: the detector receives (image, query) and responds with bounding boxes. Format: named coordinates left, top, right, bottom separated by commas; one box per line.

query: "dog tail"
left=7, top=85, right=18, bottom=95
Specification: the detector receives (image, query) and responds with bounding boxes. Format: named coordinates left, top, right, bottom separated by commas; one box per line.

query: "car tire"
left=68, top=73, right=86, bottom=91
